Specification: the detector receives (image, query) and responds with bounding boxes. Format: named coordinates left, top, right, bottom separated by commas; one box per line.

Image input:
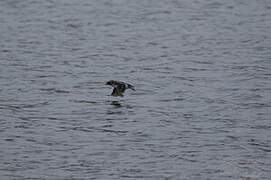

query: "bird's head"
left=105, top=80, right=114, bottom=86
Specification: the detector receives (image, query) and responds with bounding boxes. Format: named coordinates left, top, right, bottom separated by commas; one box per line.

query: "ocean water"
left=0, top=0, right=270, bottom=179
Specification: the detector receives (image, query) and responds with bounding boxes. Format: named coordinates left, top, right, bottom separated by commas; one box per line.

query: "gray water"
left=0, top=0, right=271, bottom=179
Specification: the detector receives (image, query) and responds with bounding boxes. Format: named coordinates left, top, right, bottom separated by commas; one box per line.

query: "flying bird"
left=106, top=80, right=135, bottom=97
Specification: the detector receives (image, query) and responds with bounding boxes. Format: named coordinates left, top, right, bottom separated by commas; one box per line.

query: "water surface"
left=0, top=0, right=271, bottom=179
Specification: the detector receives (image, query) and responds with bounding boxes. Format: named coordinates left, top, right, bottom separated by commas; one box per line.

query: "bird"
left=106, top=80, right=135, bottom=97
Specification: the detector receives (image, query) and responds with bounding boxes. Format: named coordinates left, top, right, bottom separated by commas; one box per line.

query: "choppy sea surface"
left=0, top=0, right=271, bottom=179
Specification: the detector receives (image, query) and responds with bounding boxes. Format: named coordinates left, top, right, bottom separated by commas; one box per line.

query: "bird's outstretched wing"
left=126, top=83, right=135, bottom=91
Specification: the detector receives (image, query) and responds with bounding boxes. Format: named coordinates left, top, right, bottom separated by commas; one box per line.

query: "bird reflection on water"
left=106, top=101, right=124, bottom=115
left=111, top=101, right=122, bottom=108
left=106, top=100, right=133, bottom=117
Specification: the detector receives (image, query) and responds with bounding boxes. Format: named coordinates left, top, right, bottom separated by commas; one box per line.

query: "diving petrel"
left=106, top=80, right=135, bottom=97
